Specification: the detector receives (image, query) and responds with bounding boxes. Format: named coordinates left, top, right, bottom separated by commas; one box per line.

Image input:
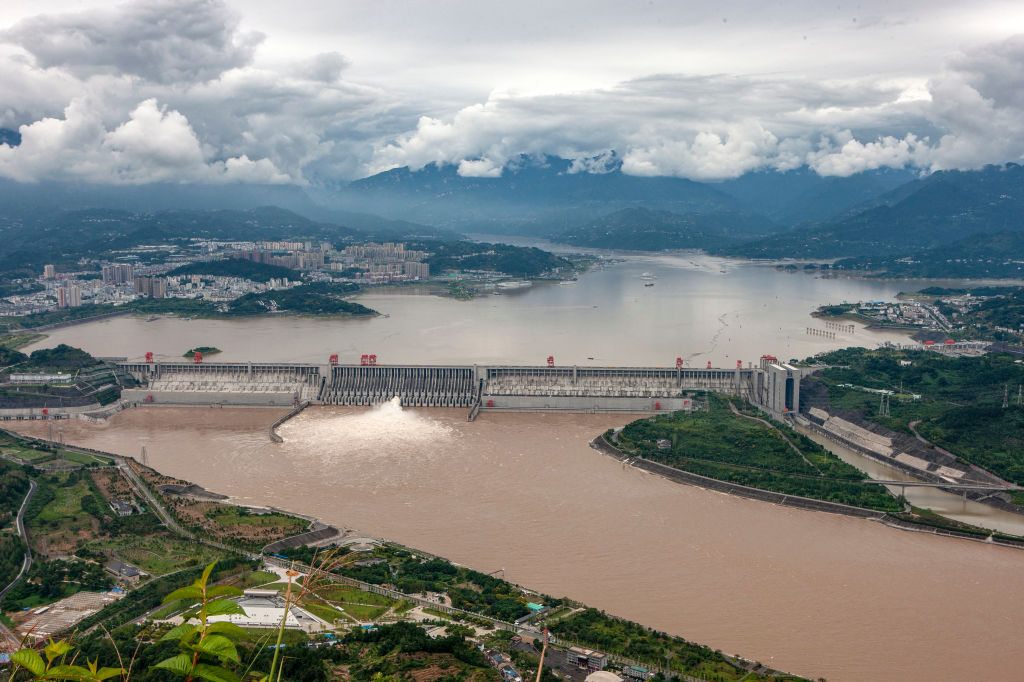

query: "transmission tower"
left=140, top=445, right=149, bottom=467
left=1003, top=385, right=1009, bottom=409
left=879, top=392, right=890, bottom=417
left=1018, top=385, right=1022, bottom=407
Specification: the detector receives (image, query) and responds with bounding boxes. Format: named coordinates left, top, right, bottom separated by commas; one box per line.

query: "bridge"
left=116, top=355, right=806, bottom=416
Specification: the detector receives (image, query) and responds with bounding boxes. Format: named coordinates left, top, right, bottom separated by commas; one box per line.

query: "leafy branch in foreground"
left=153, top=561, right=252, bottom=682
left=7, top=638, right=124, bottom=682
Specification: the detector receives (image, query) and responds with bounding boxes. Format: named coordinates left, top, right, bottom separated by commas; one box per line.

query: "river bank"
left=12, top=406, right=1024, bottom=681
left=592, top=431, right=1024, bottom=550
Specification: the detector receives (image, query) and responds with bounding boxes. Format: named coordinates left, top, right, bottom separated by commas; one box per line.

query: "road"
left=115, top=459, right=259, bottom=560
left=0, top=479, right=37, bottom=651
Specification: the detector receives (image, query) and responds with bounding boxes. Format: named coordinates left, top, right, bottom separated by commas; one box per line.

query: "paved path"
left=0, top=479, right=37, bottom=651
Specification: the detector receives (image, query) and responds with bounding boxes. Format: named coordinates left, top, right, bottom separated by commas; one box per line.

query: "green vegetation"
left=813, top=348, right=1024, bottom=487
left=7, top=562, right=497, bottom=682
left=615, top=395, right=901, bottom=511
left=314, top=584, right=395, bottom=607
left=551, top=609, right=792, bottom=681
left=57, top=450, right=113, bottom=466
left=204, top=506, right=301, bottom=530
left=415, top=240, right=572, bottom=278
left=340, top=603, right=389, bottom=621
left=718, top=164, right=1024, bottom=262
left=834, top=231, right=1024, bottom=279
left=168, top=258, right=302, bottom=283
left=0, top=333, right=44, bottom=351
left=89, top=535, right=224, bottom=576
left=0, top=459, right=32, bottom=590
left=76, top=560, right=254, bottom=633
left=183, top=346, right=221, bottom=358
left=25, top=343, right=96, bottom=370
left=237, top=570, right=278, bottom=588
left=446, top=281, right=477, bottom=299
left=3, top=304, right=127, bottom=331
left=2, top=559, right=113, bottom=611
left=226, top=282, right=375, bottom=316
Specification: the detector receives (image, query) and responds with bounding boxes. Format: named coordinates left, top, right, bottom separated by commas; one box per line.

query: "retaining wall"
left=122, top=388, right=299, bottom=406
left=481, top=395, right=692, bottom=412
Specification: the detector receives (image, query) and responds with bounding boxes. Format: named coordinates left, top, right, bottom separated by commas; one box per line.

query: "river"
left=25, top=252, right=922, bottom=365
left=14, top=406, right=1024, bottom=682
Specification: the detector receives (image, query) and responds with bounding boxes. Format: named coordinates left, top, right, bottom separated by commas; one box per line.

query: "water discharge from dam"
left=15, top=406, right=1024, bottom=682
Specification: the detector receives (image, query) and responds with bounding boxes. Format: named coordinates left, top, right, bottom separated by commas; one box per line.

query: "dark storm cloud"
left=1, top=0, right=263, bottom=84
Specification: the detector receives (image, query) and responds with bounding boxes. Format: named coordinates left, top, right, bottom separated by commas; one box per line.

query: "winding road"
left=0, top=479, right=37, bottom=651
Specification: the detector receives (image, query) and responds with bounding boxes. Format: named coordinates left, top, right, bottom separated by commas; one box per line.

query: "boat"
left=644, top=282, right=655, bottom=287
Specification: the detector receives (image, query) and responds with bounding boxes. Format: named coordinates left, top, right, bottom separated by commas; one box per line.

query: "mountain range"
left=1, top=151, right=1022, bottom=277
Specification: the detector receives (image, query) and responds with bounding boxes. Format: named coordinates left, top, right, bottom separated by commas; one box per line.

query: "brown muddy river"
left=16, top=405, right=1024, bottom=682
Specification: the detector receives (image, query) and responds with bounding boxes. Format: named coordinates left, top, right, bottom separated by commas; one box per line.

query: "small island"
left=183, top=346, right=221, bottom=358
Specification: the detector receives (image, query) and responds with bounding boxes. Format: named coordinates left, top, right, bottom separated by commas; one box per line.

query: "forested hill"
left=415, top=240, right=573, bottom=277
left=833, top=230, right=1024, bottom=279
left=720, top=164, right=1024, bottom=259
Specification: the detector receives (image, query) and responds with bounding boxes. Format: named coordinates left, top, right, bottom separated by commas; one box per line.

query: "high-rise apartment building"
left=103, top=263, right=135, bottom=285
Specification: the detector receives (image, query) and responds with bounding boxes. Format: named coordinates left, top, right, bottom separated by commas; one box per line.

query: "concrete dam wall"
left=320, top=365, right=477, bottom=407
left=116, top=361, right=790, bottom=413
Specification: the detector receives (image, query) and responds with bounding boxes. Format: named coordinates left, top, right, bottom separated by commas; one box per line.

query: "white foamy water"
left=279, top=398, right=454, bottom=484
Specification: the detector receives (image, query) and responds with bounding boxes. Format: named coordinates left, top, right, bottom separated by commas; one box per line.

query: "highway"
left=0, top=479, right=37, bottom=651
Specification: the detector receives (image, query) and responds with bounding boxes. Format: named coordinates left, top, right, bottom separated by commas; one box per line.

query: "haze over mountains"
left=1, top=143, right=1022, bottom=277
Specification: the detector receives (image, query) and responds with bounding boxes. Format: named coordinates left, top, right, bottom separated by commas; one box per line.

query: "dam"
left=117, top=355, right=805, bottom=415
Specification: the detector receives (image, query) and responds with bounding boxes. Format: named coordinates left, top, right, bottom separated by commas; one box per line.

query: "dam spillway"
left=117, top=358, right=803, bottom=415
left=321, top=365, right=477, bottom=407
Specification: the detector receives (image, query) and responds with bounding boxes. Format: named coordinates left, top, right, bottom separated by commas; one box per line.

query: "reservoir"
left=24, top=252, right=919, bottom=364
left=16, top=406, right=1024, bottom=682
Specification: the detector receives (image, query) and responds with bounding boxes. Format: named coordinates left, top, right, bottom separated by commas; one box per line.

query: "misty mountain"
left=332, top=156, right=740, bottom=234
left=329, top=156, right=926, bottom=237
left=0, top=178, right=452, bottom=242
left=558, top=207, right=774, bottom=250
left=0, top=178, right=319, bottom=220
left=723, top=164, right=1024, bottom=259
left=713, top=167, right=918, bottom=226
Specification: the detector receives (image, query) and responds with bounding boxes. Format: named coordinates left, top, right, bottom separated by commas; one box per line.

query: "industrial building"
left=567, top=646, right=609, bottom=671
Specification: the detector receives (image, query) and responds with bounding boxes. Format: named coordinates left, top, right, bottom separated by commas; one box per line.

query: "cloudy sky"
left=0, top=0, right=1022, bottom=185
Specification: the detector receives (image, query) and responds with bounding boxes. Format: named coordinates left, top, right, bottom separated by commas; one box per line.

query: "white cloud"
left=1, top=0, right=1024, bottom=186
left=457, top=158, right=503, bottom=177
left=0, top=98, right=291, bottom=184
left=809, top=133, right=923, bottom=177
left=1, top=0, right=262, bottom=84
